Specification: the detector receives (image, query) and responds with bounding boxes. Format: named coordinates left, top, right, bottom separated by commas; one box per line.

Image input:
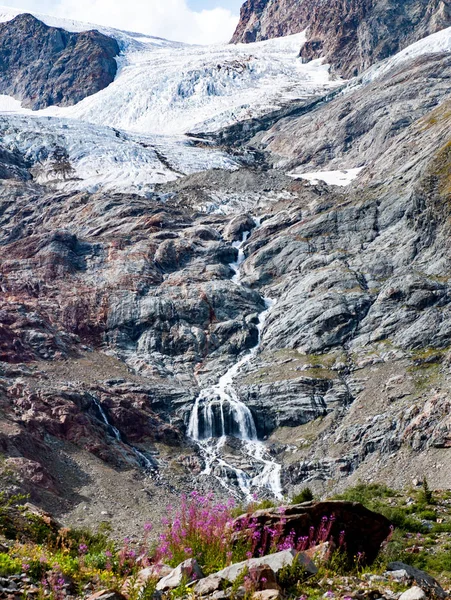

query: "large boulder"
left=233, top=502, right=392, bottom=565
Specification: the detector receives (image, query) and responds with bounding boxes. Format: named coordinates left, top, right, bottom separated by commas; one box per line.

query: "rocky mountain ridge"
left=231, top=0, right=451, bottom=77
left=0, top=13, right=119, bottom=109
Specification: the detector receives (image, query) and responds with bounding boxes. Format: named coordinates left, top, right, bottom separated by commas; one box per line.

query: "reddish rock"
left=248, top=564, right=280, bottom=591
left=6, top=458, right=58, bottom=493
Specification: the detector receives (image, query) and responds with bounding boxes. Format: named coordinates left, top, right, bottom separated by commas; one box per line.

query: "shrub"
left=333, top=483, right=426, bottom=533
left=277, top=557, right=310, bottom=591
left=292, top=488, right=314, bottom=504
left=334, top=483, right=397, bottom=505
left=0, top=553, right=22, bottom=576
left=401, top=548, right=451, bottom=575
left=418, top=509, right=437, bottom=521
left=420, top=478, right=434, bottom=505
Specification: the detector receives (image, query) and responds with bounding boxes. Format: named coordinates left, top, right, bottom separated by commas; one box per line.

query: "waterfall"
left=92, top=397, right=156, bottom=474
left=188, top=227, right=283, bottom=499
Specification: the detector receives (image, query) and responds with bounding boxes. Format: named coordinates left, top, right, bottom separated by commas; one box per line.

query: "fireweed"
left=234, top=509, right=342, bottom=558
left=154, top=491, right=239, bottom=574
left=2, top=492, right=348, bottom=592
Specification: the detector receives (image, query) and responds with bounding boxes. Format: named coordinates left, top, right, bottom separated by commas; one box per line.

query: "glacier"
left=0, top=6, right=451, bottom=197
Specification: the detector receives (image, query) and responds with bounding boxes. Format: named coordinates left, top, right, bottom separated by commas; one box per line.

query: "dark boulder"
left=387, top=562, right=447, bottom=599
left=233, top=501, right=392, bottom=565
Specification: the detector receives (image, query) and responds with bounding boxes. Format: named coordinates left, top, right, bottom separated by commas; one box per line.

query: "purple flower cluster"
left=154, top=491, right=237, bottom=568
left=235, top=511, right=342, bottom=557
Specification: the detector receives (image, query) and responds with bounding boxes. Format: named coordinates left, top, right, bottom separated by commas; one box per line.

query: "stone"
left=398, top=587, right=427, bottom=600
left=156, top=559, right=204, bottom=591
left=223, top=215, right=256, bottom=242
left=197, top=549, right=316, bottom=592
left=305, top=542, right=332, bottom=564
left=387, top=563, right=446, bottom=599
left=253, top=591, right=281, bottom=600
left=194, top=575, right=227, bottom=597
left=122, top=565, right=172, bottom=597
left=385, top=570, right=412, bottom=583
left=86, top=591, right=127, bottom=600
left=248, top=564, right=279, bottom=591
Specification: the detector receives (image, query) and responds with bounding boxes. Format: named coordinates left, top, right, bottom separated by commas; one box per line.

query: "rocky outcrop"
left=254, top=52, right=451, bottom=171
left=0, top=146, right=31, bottom=180
left=231, top=0, right=308, bottom=44
left=0, top=14, right=119, bottom=110
left=231, top=0, right=451, bottom=78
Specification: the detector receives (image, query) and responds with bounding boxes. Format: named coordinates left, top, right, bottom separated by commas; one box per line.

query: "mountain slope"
left=1, top=6, right=451, bottom=530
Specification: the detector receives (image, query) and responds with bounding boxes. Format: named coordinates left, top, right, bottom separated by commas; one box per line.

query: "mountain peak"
left=0, top=12, right=119, bottom=110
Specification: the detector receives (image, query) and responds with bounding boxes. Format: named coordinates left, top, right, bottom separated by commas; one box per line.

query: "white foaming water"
left=229, top=231, right=249, bottom=285
left=188, top=229, right=282, bottom=499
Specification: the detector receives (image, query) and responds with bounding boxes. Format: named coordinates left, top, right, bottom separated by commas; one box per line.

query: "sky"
left=1, top=0, right=244, bottom=44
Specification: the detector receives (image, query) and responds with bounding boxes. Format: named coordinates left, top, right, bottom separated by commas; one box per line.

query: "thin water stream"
left=188, top=225, right=283, bottom=499
left=92, top=397, right=156, bottom=473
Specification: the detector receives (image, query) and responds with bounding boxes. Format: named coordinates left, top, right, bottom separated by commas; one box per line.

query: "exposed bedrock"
left=0, top=14, right=119, bottom=109
left=231, top=0, right=451, bottom=78
left=1, top=26, right=451, bottom=503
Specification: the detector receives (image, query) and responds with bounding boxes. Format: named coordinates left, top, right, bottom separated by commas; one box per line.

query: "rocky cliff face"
left=0, top=14, right=119, bottom=109
left=231, top=0, right=451, bottom=77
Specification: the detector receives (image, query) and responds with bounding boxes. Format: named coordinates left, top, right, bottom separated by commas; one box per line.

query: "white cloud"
left=1, top=0, right=240, bottom=43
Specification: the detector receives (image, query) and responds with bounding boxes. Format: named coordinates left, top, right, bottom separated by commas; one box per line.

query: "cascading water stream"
left=188, top=226, right=283, bottom=500
left=92, top=397, right=156, bottom=474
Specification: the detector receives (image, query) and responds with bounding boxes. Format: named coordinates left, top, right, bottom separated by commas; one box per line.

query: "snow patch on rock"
left=288, top=167, right=365, bottom=187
